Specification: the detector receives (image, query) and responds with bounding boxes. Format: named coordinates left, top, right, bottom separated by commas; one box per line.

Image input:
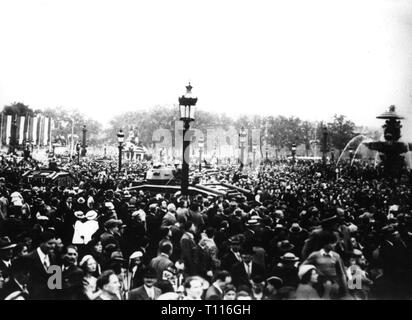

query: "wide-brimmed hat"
left=74, top=211, right=85, bottom=219
left=298, top=264, right=317, bottom=280
left=320, top=214, right=338, bottom=225
left=130, top=251, right=144, bottom=260
left=245, top=219, right=261, bottom=227
left=266, top=276, right=283, bottom=289
left=85, top=210, right=98, bottom=220
left=104, top=219, right=123, bottom=229
left=104, top=202, right=115, bottom=210
left=228, top=235, right=243, bottom=245
left=110, top=251, right=125, bottom=262
left=277, top=240, right=295, bottom=252
left=0, top=236, right=17, bottom=250
left=280, top=252, right=299, bottom=262
left=289, top=223, right=303, bottom=234
left=274, top=224, right=286, bottom=231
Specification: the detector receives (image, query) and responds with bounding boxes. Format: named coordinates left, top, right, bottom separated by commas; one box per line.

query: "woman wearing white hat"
left=80, top=255, right=101, bottom=300
left=295, top=265, right=321, bottom=300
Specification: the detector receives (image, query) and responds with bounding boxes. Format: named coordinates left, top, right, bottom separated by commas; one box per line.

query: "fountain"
left=363, top=105, right=412, bottom=177
left=336, top=134, right=368, bottom=167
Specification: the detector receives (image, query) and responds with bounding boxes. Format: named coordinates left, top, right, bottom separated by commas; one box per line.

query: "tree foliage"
left=327, top=114, right=356, bottom=152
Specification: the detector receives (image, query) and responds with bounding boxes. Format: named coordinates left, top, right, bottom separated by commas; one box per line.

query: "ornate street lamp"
left=81, top=125, right=87, bottom=156
left=239, top=126, right=247, bottom=167
left=178, top=82, right=197, bottom=195
left=76, top=142, right=81, bottom=163
left=291, top=143, right=297, bottom=165
left=117, top=129, right=125, bottom=172
left=198, top=135, right=204, bottom=172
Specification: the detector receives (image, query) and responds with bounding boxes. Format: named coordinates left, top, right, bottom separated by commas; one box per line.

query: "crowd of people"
left=0, top=151, right=411, bottom=300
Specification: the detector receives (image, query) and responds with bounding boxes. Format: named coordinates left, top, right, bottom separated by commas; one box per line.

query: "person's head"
left=266, top=276, right=283, bottom=295
left=96, top=270, right=121, bottom=296
left=298, top=265, right=318, bottom=285
left=104, top=219, right=122, bottom=235
left=66, top=196, right=73, bottom=205
left=54, top=237, right=64, bottom=253
left=129, top=251, right=143, bottom=267
left=143, top=268, right=157, bottom=288
left=160, top=243, right=173, bottom=256
left=89, top=239, right=103, bottom=254
left=350, top=237, right=358, bottom=248
left=15, top=243, right=29, bottom=258
left=183, top=220, right=196, bottom=234
left=212, top=270, right=232, bottom=289
left=23, top=237, right=33, bottom=251
left=319, top=231, right=338, bottom=252
left=184, top=276, right=205, bottom=300
left=240, top=246, right=254, bottom=264
left=80, top=255, right=97, bottom=274
left=62, top=245, right=78, bottom=266
left=39, top=232, right=56, bottom=255
left=223, top=284, right=236, bottom=300
left=10, top=257, right=30, bottom=285
left=205, top=227, right=216, bottom=239
left=236, top=286, right=252, bottom=300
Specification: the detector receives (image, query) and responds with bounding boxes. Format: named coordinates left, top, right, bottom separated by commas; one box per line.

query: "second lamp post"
left=178, top=83, right=197, bottom=195
left=117, top=129, right=125, bottom=172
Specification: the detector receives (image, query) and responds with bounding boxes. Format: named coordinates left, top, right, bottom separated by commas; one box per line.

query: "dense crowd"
left=0, top=152, right=411, bottom=300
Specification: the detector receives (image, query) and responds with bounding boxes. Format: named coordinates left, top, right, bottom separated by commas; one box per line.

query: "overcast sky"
left=0, top=0, right=411, bottom=139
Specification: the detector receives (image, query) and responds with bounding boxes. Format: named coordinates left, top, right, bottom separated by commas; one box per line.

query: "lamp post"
left=291, top=143, right=297, bottom=165
left=198, top=135, right=204, bottom=172
left=239, top=126, right=247, bottom=167
left=178, top=82, right=197, bottom=195
left=348, top=148, right=354, bottom=163
left=321, top=126, right=328, bottom=165
left=252, top=144, right=257, bottom=168
left=76, top=142, right=81, bottom=164
left=117, top=129, right=125, bottom=172
left=9, top=118, right=17, bottom=155
left=80, top=125, right=87, bottom=157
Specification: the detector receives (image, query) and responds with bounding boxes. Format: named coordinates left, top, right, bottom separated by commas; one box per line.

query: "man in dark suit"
left=0, top=236, right=17, bottom=275
left=149, top=243, right=173, bottom=280
left=205, top=270, right=232, bottom=300
left=1, top=257, right=31, bottom=300
left=59, top=245, right=84, bottom=300
left=26, top=231, right=58, bottom=300
left=128, top=268, right=162, bottom=300
left=180, top=221, right=197, bottom=276
left=231, top=245, right=265, bottom=289
left=221, top=235, right=243, bottom=272
left=100, top=219, right=123, bottom=249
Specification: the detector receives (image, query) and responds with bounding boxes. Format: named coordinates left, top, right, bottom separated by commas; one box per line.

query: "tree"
left=42, top=107, right=103, bottom=146
left=300, top=120, right=314, bottom=156
left=327, top=114, right=356, bottom=155
left=3, top=102, right=36, bottom=116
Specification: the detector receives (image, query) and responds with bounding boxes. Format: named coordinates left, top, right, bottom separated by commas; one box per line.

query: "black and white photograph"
left=0, top=0, right=411, bottom=305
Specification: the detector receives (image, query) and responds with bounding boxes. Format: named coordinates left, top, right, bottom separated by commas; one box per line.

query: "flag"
left=43, top=117, right=49, bottom=146
left=6, top=115, right=12, bottom=145
left=19, top=116, right=25, bottom=145
left=33, top=116, right=38, bottom=145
